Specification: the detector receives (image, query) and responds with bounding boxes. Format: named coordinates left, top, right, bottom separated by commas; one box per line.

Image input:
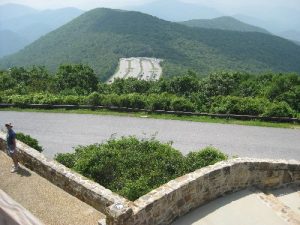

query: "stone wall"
left=0, top=132, right=132, bottom=223
left=125, top=158, right=300, bottom=225
left=1, top=132, right=299, bottom=225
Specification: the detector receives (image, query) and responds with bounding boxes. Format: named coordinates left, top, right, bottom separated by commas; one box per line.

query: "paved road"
left=0, top=111, right=299, bottom=159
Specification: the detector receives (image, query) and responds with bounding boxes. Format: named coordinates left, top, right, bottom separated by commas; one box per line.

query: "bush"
left=55, top=136, right=227, bottom=200
left=55, top=153, right=76, bottom=168
left=86, top=92, right=103, bottom=106
left=146, top=93, right=173, bottom=111
left=263, top=101, right=296, bottom=118
left=16, top=132, right=43, bottom=152
left=171, top=97, right=196, bottom=112
left=185, top=147, right=228, bottom=173
left=101, top=94, right=121, bottom=107
left=60, top=95, right=84, bottom=105
left=210, top=96, right=268, bottom=115
left=119, top=94, right=147, bottom=109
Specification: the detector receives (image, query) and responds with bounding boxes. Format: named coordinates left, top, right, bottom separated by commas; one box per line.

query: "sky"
left=0, top=0, right=299, bottom=12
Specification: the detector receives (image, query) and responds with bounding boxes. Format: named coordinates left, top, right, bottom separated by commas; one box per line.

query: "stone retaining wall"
left=1, top=132, right=299, bottom=225
left=0, top=132, right=132, bottom=223
left=126, top=158, right=300, bottom=225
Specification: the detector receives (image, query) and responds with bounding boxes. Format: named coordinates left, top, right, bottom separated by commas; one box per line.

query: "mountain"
left=0, top=30, right=29, bottom=57
left=132, top=0, right=222, bottom=21
left=180, top=16, right=269, bottom=34
left=0, top=4, right=83, bottom=57
left=0, top=3, right=36, bottom=21
left=277, top=30, right=300, bottom=45
left=1, top=8, right=300, bottom=81
left=1, top=7, right=84, bottom=36
left=233, top=14, right=300, bottom=44
left=234, top=5, right=300, bottom=33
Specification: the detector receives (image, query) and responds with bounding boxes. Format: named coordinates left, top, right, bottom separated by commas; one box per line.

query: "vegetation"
left=1, top=8, right=300, bottom=80
left=16, top=132, right=43, bottom=152
left=0, top=66, right=299, bottom=119
left=55, top=136, right=227, bottom=200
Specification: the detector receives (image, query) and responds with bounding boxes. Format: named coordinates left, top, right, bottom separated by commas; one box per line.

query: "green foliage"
left=0, top=66, right=299, bottom=118
left=16, top=132, right=43, bottom=152
left=55, top=136, right=226, bottom=200
left=171, top=97, right=196, bottom=112
left=55, top=153, right=76, bottom=168
left=86, top=92, right=103, bottom=106
left=263, top=102, right=296, bottom=118
left=167, top=73, right=201, bottom=96
left=210, top=96, right=268, bottom=116
left=55, top=64, right=98, bottom=94
left=146, top=93, right=173, bottom=111
left=185, top=147, right=228, bottom=173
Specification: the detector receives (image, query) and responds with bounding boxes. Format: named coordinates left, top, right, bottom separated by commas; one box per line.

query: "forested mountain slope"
left=1, top=8, right=300, bottom=80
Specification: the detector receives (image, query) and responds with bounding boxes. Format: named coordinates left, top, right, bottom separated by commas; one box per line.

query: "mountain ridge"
left=132, top=0, right=223, bottom=21
left=180, top=16, right=270, bottom=34
left=1, top=8, right=300, bottom=80
left=0, top=4, right=83, bottom=57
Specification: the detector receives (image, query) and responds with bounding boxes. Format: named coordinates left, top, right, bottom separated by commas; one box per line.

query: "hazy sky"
left=0, top=0, right=299, bottom=13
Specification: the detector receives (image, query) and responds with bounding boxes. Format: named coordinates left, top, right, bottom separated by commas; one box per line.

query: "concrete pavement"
left=0, top=151, right=105, bottom=225
left=171, top=188, right=300, bottom=225
left=0, top=189, right=44, bottom=225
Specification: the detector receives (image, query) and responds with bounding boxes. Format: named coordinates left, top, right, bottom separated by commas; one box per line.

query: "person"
left=5, top=123, right=19, bottom=173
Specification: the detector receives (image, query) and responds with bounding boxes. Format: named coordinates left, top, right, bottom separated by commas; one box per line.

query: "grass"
left=0, top=107, right=299, bottom=129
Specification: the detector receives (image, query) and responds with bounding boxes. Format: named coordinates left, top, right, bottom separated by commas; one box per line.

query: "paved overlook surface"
left=0, top=111, right=299, bottom=160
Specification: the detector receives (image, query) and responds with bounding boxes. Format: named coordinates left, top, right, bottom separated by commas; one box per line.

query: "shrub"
left=263, top=101, right=295, bottom=118
left=101, top=94, right=121, bottom=107
left=60, top=95, right=84, bottom=105
left=85, top=92, right=103, bottom=106
left=171, top=97, right=196, bottom=112
left=146, top=93, right=173, bottom=111
left=16, top=132, right=43, bottom=152
left=55, top=153, right=76, bottom=168
left=55, top=136, right=227, bottom=200
left=185, top=147, right=228, bottom=173
left=210, top=96, right=268, bottom=115
left=119, top=94, right=147, bottom=109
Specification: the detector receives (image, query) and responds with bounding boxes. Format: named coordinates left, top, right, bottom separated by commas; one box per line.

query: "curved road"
left=0, top=111, right=299, bottom=160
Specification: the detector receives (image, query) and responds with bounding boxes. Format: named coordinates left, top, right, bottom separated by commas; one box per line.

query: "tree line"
left=0, top=64, right=299, bottom=118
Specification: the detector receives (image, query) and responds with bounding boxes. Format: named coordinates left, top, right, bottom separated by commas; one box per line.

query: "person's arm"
left=12, top=138, right=16, bottom=150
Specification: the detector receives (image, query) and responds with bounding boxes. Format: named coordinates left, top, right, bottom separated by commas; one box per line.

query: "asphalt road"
left=0, top=111, right=299, bottom=160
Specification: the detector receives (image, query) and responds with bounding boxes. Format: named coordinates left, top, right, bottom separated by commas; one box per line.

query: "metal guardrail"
left=0, top=103, right=299, bottom=123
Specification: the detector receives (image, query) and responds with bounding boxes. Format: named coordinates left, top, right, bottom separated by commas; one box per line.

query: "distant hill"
left=277, top=30, right=300, bottom=45
left=0, top=30, right=29, bottom=57
left=180, top=16, right=270, bottom=33
left=1, top=8, right=300, bottom=81
left=0, top=3, right=36, bottom=21
left=0, top=4, right=83, bottom=57
left=132, top=0, right=222, bottom=21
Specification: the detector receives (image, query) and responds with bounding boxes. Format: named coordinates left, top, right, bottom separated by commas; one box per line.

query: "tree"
left=55, top=64, right=98, bottom=94
left=168, top=73, right=201, bottom=96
